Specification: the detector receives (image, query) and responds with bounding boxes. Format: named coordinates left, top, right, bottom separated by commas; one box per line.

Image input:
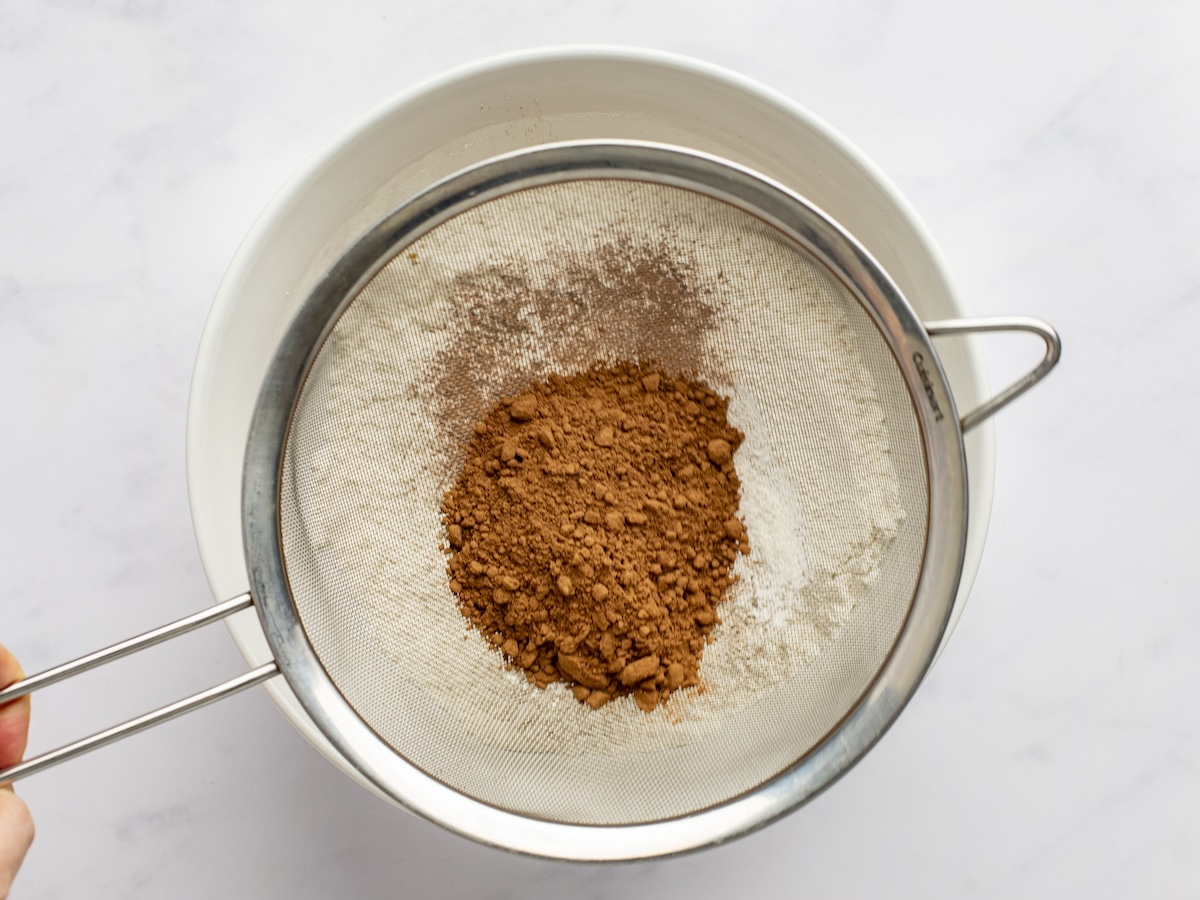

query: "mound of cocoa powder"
left=441, top=361, right=748, bottom=712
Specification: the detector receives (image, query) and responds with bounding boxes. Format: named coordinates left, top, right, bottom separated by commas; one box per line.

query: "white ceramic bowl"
left=186, top=45, right=995, bottom=799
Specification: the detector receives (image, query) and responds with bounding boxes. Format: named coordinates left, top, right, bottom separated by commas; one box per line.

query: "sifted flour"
left=285, top=179, right=906, bottom=760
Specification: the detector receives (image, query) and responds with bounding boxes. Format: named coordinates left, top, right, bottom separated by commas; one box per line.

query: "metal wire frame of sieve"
left=0, top=141, right=1059, bottom=861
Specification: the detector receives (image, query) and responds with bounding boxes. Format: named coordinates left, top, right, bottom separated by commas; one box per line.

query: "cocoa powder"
left=432, top=239, right=721, bottom=450
left=441, top=361, right=748, bottom=712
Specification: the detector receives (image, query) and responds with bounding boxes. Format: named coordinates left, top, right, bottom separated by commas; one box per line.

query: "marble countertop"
left=2, top=2, right=1197, bottom=897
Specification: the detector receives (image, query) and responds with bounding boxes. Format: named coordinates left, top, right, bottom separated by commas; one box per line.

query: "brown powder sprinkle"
left=431, top=239, right=721, bottom=451
left=440, top=361, right=749, bottom=712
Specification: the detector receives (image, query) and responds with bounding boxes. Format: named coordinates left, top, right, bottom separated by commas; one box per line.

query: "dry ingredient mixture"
left=288, top=181, right=908, bottom=792
left=278, top=180, right=918, bottom=825
left=431, top=239, right=716, bottom=448
left=441, top=363, right=748, bottom=712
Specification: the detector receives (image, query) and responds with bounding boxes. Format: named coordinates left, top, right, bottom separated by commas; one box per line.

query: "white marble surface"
left=1, top=1, right=1197, bottom=897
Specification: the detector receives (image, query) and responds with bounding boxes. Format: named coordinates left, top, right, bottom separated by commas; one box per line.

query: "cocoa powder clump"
left=441, top=361, right=748, bottom=712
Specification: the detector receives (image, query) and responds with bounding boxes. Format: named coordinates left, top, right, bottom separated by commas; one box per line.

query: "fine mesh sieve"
left=0, top=141, right=1060, bottom=860
left=278, top=172, right=929, bottom=828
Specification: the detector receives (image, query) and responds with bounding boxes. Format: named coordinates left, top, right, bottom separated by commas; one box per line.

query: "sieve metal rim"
left=241, top=140, right=968, bottom=860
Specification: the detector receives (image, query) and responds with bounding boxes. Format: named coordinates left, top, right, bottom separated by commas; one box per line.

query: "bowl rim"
left=186, top=41, right=996, bottom=846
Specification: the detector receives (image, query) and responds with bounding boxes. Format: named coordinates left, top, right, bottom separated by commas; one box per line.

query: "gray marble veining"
left=1, top=1, right=1197, bottom=897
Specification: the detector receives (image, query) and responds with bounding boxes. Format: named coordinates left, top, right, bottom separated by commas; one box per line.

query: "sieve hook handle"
left=0, top=592, right=279, bottom=785
left=924, top=316, right=1061, bottom=432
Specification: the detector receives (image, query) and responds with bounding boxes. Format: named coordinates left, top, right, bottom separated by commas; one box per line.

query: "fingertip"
left=0, top=695, right=30, bottom=771
left=0, top=646, right=24, bottom=686
left=0, top=645, right=30, bottom=771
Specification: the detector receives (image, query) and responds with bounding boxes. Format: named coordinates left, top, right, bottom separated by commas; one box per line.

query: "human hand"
left=0, top=646, right=33, bottom=900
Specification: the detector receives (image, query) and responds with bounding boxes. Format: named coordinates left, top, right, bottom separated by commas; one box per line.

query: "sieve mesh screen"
left=278, top=179, right=928, bottom=825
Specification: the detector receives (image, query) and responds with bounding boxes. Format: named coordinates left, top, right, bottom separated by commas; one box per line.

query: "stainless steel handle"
left=0, top=592, right=279, bottom=785
left=924, top=316, right=1061, bottom=432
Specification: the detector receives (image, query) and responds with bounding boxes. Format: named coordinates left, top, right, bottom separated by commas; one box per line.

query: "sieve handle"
left=0, top=592, right=279, bottom=785
left=924, top=316, right=1061, bottom=432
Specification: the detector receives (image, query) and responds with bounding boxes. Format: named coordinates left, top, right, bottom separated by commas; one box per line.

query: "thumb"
left=0, top=790, right=33, bottom=898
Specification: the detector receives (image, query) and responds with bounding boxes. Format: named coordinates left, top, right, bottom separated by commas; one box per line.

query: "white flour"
left=285, top=180, right=907, bottom=761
